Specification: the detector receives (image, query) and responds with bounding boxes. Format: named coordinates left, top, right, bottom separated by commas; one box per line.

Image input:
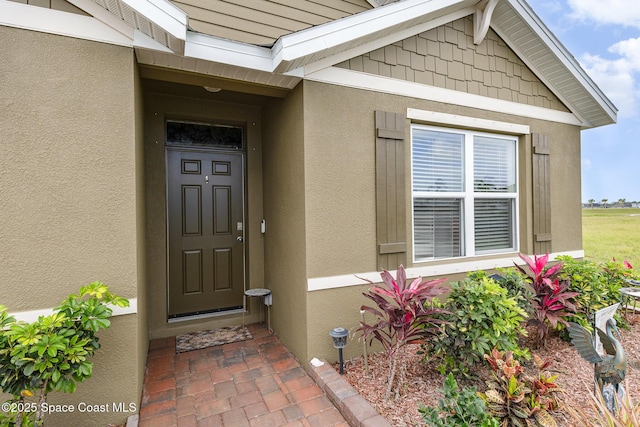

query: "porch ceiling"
left=138, top=64, right=294, bottom=98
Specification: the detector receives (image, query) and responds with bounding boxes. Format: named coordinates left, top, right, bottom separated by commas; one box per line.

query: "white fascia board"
left=274, top=0, right=468, bottom=65
left=185, top=32, right=274, bottom=72
left=0, top=0, right=132, bottom=47
left=300, top=7, right=474, bottom=76
left=67, top=0, right=133, bottom=40
left=134, top=29, right=173, bottom=53
left=307, top=67, right=584, bottom=126
left=307, top=251, right=584, bottom=291
left=507, top=0, right=617, bottom=122
left=121, top=0, right=187, bottom=41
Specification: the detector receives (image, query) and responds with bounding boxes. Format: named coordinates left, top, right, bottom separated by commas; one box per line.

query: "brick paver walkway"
left=139, top=323, right=348, bottom=426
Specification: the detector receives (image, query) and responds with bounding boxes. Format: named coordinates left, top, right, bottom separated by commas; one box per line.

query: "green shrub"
left=602, top=257, right=639, bottom=287
left=557, top=256, right=633, bottom=330
left=495, top=268, right=535, bottom=317
left=0, top=282, right=129, bottom=427
left=469, top=269, right=534, bottom=317
left=427, top=274, right=529, bottom=375
left=419, top=373, right=499, bottom=427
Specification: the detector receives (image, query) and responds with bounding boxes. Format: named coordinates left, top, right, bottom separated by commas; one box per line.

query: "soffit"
left=368, top=0, right=402, bottom=5
left=169, top=0, right=373, bottom=46
left=135, top=50, right=301, bottom=93
left=491, top=0, right=617, bottom=128
left=85, top=0, right=187, bottom=52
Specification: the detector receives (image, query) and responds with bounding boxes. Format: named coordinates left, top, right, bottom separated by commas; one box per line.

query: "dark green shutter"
left=375, top=111, right=406, bottom=270
left=532, top=133, right=551, bottom=254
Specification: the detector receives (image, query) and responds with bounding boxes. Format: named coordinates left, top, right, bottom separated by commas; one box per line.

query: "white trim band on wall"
left=306, top=67, right=584, bottom=127
left=407, top=108, right=530, bottom=135
left=307, top=250, right=584, bottom=291
left=8, top=298, right=138, bottom=324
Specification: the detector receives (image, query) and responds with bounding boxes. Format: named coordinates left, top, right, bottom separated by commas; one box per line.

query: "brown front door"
left=167, top=149, right=245, bottom=317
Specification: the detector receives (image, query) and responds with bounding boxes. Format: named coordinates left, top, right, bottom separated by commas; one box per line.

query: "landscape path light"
left=329, top=327, right=349, bottom=374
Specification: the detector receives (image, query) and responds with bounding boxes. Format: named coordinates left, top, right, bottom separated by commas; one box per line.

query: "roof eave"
left=495, top=0, right=617, bottom=128
left=69, top=0, right=187, bottom=53
left=273, top=0, right=476, bottom=73
left=76, top=0, right=616, bottom=128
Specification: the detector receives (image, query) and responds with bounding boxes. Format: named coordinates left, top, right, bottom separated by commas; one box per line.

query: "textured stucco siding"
left=336, top=16, right=569, bottom=112
left=262, top=85, right=310, bottom=361
left=300, top=81, right=582, bottom=280
left=0, top=26, right=142, bottom=426
left=301, top=79, right=582, bottom=362
left=134, top=62, right=150, bottom=398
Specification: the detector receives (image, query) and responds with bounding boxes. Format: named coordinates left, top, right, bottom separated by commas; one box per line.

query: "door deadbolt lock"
left=236, top=236, right=243, bottom=242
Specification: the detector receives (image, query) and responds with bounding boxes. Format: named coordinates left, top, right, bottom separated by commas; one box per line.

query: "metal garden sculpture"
left=568, top=318, right=630, bottom=411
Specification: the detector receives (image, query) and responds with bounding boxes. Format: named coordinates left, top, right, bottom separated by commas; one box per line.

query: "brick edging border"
left=307, top=359, right=392, bottom=427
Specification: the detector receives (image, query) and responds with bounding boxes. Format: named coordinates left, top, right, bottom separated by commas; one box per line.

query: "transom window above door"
left=411, top=125, right=518, bottom=261
left=166, top=120, right=244, bottom=150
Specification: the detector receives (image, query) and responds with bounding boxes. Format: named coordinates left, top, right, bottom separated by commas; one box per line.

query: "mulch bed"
left=337, top=313, right=640, bottom=426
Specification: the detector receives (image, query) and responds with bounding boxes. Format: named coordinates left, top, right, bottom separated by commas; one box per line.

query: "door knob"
left=236, top=236, right=243, bottom=242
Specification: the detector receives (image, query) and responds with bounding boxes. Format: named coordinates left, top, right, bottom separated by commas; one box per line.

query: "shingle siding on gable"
left=336, top=16, right=570, bottom=112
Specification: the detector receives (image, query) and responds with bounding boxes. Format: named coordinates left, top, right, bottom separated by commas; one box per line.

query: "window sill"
left=306, top=249, right=584, bottom=291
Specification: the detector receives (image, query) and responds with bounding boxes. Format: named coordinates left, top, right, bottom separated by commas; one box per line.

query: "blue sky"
left=525, top=0, right=640, bottom=203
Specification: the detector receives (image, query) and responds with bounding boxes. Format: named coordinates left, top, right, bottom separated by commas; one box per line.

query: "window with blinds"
left=412, top=125, right=518, bottom=261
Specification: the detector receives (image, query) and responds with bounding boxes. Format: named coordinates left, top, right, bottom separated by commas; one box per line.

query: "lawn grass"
left=582, top=208, right=640, bottom=268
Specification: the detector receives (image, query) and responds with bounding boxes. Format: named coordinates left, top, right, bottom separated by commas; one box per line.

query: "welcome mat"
left=175, top=325, right=253, bottom=353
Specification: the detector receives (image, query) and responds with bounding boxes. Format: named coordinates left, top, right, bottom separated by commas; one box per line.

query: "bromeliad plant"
left=0, top=282, right=129, bottom=427
left=479, top=350, right=561, bottom=427
left=357, top=265, right=448, bottom=399
left=515, top=253, right=578, bottom=348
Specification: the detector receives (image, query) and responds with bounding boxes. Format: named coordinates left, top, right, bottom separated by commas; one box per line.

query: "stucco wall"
left=0, top=26, right=142, bottom=425
left=134, top=62, right=150, bottom=399
left=302, top=83, right=378, bottom=278
left=144, top=92, right=266, bottom=338
left=301, top=79, right=582, bottom=361
left=302, top=80, right=582, bottom=278
left=262, top=85, right=310, bottom=361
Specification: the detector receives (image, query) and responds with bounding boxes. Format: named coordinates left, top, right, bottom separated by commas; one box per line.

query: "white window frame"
left=410, top=123, right=520, bottom=262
